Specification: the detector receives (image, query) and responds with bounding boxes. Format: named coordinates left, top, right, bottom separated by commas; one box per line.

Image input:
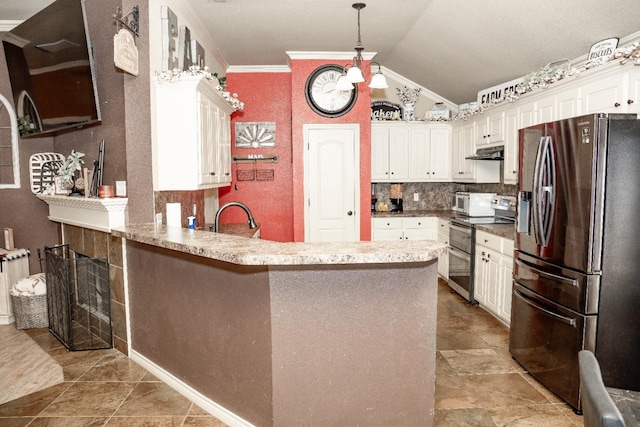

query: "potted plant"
left=56, top=151, right=85, bottom=196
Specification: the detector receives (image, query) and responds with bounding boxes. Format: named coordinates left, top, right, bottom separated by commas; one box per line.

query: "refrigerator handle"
left=532, top=137, right=546, bottom=244
left=517, top=191, right=531, bottom=234
left=513, top=288, right=577, bottom=326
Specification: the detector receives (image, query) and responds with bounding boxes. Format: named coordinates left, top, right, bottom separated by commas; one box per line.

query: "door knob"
left=347, top=211, right=353, bottom=216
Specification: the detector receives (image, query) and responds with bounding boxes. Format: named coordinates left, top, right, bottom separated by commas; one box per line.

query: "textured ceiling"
left=4, top=0, right=640, bottom=104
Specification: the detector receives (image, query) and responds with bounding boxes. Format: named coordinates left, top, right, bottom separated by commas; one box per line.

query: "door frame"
left=303, top=123, right=360, bottom=242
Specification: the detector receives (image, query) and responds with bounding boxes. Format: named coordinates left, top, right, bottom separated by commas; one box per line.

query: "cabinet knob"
left=418, top=222, right=421, bottom=225
left=484, top=239, right=488, bottom=243
left=482, top=251, right=485, bottom=256
left=487, top=253, right=491, bottom=258
left=513, top=170, right=517, bottom=173
left=225, top=172, right=230, bottom=176
left=347, top=211, right=353, bottom=216
left=209, top=172, right=216, bottom=176
left=614, top=102, right=621, bottom=108
left=629, top=99, right=635, bottom=105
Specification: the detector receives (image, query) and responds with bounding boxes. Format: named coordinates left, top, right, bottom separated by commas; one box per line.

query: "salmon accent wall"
left=220, top=58, right=372, bottom=242
left=219, top=72, right=294, bottom=242
left=291, top=59, right=372, bottom=242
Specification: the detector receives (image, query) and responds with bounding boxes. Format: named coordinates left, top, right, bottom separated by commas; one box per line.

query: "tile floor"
left=0, top=279, right=584, bottom=426
left=435, top=279, right=584, bottom=426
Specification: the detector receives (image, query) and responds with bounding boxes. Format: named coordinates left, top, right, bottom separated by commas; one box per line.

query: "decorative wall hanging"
left=113, top=29, right=139, bottom=76
left=113, top=5, right=139, bottom=38
left=232, top=154, right=278, bottom=163
left=178, top=26, right=192, bottom=70
left=161, top=6, right=179, bottom=71
left=191, top=40, right=205, bottom=69
left=235, top=122, right=276, bottom=148
left=113, top=5, right=139, bottom=75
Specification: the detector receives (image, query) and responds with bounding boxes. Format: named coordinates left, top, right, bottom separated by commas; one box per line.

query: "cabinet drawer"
left=404, top=229, right=436, bottom=241
left=372, top=217, right=403, bottom=229
left=476, top=230, right=502, bottom=252
left=503, top=238, right=514, bottom=256
left=403, top=217, right=436, bottom=229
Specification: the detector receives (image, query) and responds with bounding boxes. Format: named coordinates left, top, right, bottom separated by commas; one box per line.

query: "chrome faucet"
left=214, top=202, right=257, bottom=232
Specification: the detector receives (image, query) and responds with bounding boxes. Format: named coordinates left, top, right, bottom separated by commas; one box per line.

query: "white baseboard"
left=129, top=350, right=256, bottom=427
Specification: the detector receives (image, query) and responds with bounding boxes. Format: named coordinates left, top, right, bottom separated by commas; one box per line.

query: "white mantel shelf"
left=37, top=195, right=128, bottom=233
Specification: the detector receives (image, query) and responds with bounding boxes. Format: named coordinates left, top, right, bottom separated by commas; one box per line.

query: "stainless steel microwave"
left=452, top=192, right=496, bottom=217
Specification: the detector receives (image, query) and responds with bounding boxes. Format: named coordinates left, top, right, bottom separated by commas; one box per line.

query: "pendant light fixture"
left=336, top=3, right=388, bottom=91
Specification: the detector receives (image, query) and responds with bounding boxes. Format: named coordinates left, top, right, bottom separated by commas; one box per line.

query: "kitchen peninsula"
left=113, top=224, right=446, bottom=427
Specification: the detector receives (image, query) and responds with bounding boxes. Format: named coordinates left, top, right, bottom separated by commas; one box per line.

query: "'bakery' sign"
left=371, top=101, right=402, bottom=120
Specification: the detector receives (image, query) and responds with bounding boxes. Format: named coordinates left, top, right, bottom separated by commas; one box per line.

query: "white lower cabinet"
left=371, top=217, right=437, bottom=241
left=474, top=230, right=514, bottom=325
left=437, top=219, right=449, bottom=279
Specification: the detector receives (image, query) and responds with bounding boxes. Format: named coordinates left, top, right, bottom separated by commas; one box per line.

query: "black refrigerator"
left=509, top=113, right=640, bottom=412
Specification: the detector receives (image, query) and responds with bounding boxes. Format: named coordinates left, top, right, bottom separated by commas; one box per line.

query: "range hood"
left=466, top=145, right=504, bottom=160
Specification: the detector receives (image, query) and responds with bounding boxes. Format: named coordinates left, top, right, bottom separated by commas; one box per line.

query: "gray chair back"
left=579, top=350, right=626, bottom=427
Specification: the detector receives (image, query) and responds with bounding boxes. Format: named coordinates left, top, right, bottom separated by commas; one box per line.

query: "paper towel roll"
left=166, top=203, right=182, bottom=228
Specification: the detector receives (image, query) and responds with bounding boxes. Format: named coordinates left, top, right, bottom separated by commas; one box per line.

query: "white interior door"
left=304, top=124, right=359, bottom=242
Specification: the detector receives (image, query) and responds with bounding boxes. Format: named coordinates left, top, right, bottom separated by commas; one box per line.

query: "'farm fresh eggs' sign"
left=477, top=76, right=523, bottom=105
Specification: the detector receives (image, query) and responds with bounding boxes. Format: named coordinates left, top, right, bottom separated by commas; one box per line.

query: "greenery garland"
left=446, top=41, right=640, bottom=122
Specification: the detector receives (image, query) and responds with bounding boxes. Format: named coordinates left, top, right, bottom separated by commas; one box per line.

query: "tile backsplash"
left=372, top=182, right=517, bottom=211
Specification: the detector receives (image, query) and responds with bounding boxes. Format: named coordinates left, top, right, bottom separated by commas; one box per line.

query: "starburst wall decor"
left=235, top=122, right=276, bottom=148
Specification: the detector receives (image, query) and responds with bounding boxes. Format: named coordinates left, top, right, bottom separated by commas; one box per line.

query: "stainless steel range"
left=448, top=195, right=515, bottom=303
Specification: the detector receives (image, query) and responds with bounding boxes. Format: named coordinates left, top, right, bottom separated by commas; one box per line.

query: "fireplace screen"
left=45, top=244, right=112, bottom=351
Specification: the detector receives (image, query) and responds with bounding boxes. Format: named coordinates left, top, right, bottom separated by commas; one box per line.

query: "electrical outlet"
left=413, top=193, right=419, bottom=202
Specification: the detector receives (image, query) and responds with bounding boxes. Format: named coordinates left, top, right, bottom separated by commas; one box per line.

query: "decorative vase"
left=403, top=103, right=415, bottom=121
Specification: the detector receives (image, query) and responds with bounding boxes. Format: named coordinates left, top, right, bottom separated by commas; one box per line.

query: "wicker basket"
left=11, top=294, right=48, bottom=329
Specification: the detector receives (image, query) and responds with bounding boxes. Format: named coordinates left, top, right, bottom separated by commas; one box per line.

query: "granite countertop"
left=202, top=223, right=261, bottom=239
left=112, top=224, right=446, bottom=266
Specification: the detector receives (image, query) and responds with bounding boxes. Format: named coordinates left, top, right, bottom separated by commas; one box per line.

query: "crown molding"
left=0, top=20, right=22, bottom=32
left=227, top=65, right=291, bottom=73
left=286, top=51, right=377, bottom=61
left=381, top=66, right=458, bottom=111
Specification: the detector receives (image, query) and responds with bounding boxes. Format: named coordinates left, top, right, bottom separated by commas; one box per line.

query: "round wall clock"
left=305, top=64, right=358, bottom=118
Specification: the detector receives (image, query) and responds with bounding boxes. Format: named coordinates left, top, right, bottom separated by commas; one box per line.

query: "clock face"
left=305, top=65, right=358, bottom=117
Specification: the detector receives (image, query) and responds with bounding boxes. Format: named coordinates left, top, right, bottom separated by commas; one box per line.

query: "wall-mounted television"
left=2, top=0, right=101, bottom=138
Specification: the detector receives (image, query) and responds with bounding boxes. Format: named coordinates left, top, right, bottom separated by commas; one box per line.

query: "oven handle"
left=449, top=224, right=472, bottom=235
left=513, top=288, right=577, bottom=327
left=448, top=246, right=471, bottom=262
left=515, top=258, right=578, bottom=288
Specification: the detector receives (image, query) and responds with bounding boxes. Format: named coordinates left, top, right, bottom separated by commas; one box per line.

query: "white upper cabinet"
left=503, top=108, right=518, bottom=185
left=372, top=122, right=451, bottom=182
left=153, top=76, right=236, bottom=191
left=371, top=125, right=410, bottom=181
left=451, top=121, right=475, bottom=181
left=476, top=110, right=505, bottom=146
left=451, top=120, right=500, bottom=183
left=580, top=64, right=640, bottom=115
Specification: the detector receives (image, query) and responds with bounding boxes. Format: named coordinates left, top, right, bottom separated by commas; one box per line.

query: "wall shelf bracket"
left=113, top=5, right=139, bottom=38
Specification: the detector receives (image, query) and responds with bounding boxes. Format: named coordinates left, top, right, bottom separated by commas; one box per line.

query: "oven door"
left=448, top=246, right=472, bottom=301
left=449, top=222, right=472, bottom=253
